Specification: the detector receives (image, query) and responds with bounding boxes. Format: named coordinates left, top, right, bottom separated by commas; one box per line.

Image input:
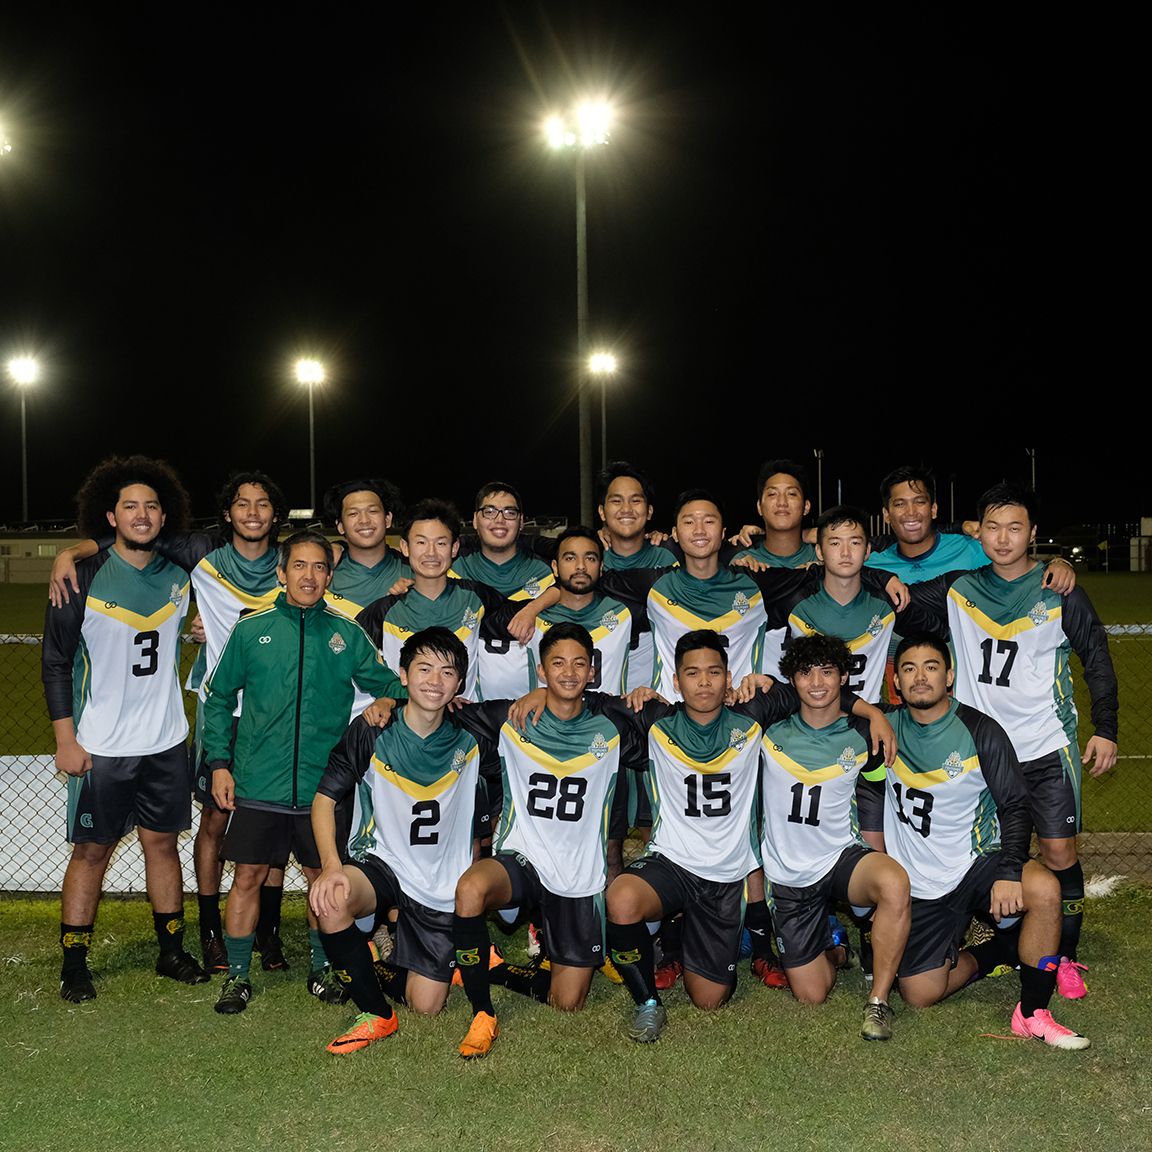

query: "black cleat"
left=156, top=949, right=210, bottom=985
left=201, top=933, right=229, bottom=975
left=214, top=976, right=252, bottom=1014
left=307, top=966, right=350, bottom=1005
left=60, top=967, right=97, bottom=1003
left=256, top=932, right=289, bottom=972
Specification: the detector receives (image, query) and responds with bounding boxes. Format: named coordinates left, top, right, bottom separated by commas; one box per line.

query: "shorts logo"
left=1028, top=601, right=1050, bottom=626
left=328, top=632, right=347, bottom=655
left=80, top=813, right=94, bottom=828
left=728, top=728, right=748, bottom=752
left=867, top=614, right=885, bottom=638
left=732, top=592, right=751, bottom=616
left=838, top=747, right=858, bottom=773
left=942, top=751, right=965, bottom=778
left=198, top=774, right=208, bottom=792
left=589, top=733, right=610, bottom=759
left=259, top=635, right=272, bottom=644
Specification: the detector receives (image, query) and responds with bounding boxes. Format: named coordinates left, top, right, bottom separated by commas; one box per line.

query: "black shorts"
left=354, top=856, right=454, bottom=983
left=66, top=742, right=192, bottom=844
left=899, top=853, right=1005, bottom=978
left=767, top=844, right=872, bottom=969
left=192, top=714, right=239, bottom=809
left=625, top=853, right=742, bottom=986
left=495, top=852, right=606, bottom=968
left=221, top=806, right=321, bottom=869
left=1021, top=746, right=1081, bottom=839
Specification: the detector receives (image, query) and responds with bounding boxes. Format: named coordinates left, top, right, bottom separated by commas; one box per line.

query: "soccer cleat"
left=750, top=956, right=789, bottom=989
left=451, top=944, right=505, bottom=988
left=861, top=999, right=893, bottom=1041
left=828, top=912, right=848, bottom=949
left=201, top=933, right=229, bottom=975
left=858, top=928, right=874, bottom=987
left=214, top=976, right=252, bottom=1014
left=156, top=949, right=210, bottom=985
left=326, top=1010, right=398, bottom=1054
left=1011, top=1003, right=1090, bottom=1050
left=458, top=1011, right=499, bottom=1058
left=255, top=932, right=289, bottom=972
left=60, top=967, right=96, bottom=1003
left=628, top=999, right=668, bottom=1043
left=739, top=928, right=754, bottom=960
left=526, top=922, right=542, bottom=959
left=653, top=958, right=682, bottom=990
left=599, top=956, right=624, bottom=984
left=307, top=966, right=350, bottom=1004
left=1056, top=957, right=1088, bottom=999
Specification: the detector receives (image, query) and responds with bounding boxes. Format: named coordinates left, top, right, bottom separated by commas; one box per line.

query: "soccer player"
left=604, top=630, right=899, bottom=1042
left=42, top=454, right=208, bottom=1000
left=905, top=481, right=1118, bottom=997
left=309, top=628, right=500, bottom=1053
left=755, top=634, right=910, bottom=1040
left=449, top=480, right=556, bottom=700
left=202, top=530, right=403, bottom=1014
left=878, top=633, right=1091, bottom=1049
left=448, top=622, right=647, bottom=1058
left=48, top=470, right=295, bottom=974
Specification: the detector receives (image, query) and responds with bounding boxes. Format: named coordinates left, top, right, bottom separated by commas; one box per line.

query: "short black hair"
left=674, top=628, right=728, bottom=670
left=755, top=459, right=809, bottom=503
left=217, top=470, right=289, bottom=537
left=400, top=626, right=468, bottom=682
left=553, top=525, right=604, bottom=561
left=474, top=481, right=522, bottom=514
left=403, top=498, right=462, bottom=541
left=779, top=633, right=851, bottom=680
left=977, top=480, right=1038, bottom=526
left=814, top=503, right=869, bottom=545
left=673, top=487, right=724, bottom=523
left=539, top=620, right=594, bottom=663
left=893, top=631, right=952, bottom=670
left=596, top=460, right=655, bottom=506
left=278, top=528, right=334, bottom=570
left=879, top=465, right=935, bottom=507
left=322, top=477, right=402, bottom=528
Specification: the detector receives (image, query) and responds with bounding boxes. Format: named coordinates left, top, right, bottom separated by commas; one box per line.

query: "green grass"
left=2, top=887, right=1149, bottom=1152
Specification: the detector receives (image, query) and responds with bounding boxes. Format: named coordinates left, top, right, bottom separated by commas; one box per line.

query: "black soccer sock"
left=657, top=913, right=683, bottom=964
left=370, top=960, right=410, bottom=1007
left=319, top=924, right=393, bottom=1018
left=153, top=909, right=186, bottom=955
left=256, top=883, right=284, bottom=942
left=453, top=913, right=495, bottom=1016
left=608, top=919, right=658, bottom=1006
left=743, top=900, right=775, bottom=963
left=489, top=960, right=551, bottom=1003
left=60, top=923, right=94, bottom=973
left=1018, top=960, right=1059, bottom=1017
left=198, top=893, right=223, bottom=939
left=1051, top=861, right=1085, bottom=959
left=967, top=926, right=1020, bottom=979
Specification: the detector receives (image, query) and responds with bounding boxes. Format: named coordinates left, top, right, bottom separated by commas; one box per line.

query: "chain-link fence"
left=3, top=629, right=1151, bottom=893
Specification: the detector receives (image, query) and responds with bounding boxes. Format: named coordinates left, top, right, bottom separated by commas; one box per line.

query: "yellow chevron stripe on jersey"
left=947, top=585, right=1060, bottom=639
left=765, top=745, right=869, bottom=784
left=650, top=725, right=762, bottom=774
left=889, top=751, right=980, bottom=790
left=370, top=747, right=477, bottom=800
left=500, top=722, right=619, bottom=776
left=200, top=559, right=280, bottom=612
left=649, top=588, right=763, bottom=632
left=85, top=586, right=190, bottom=632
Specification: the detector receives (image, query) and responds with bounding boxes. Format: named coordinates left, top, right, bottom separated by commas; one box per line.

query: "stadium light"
left=589, top=351, right=618, bottom=469
left=7, top=356, right=39, bottom=522
left=294, top=358, right=325, bottom=515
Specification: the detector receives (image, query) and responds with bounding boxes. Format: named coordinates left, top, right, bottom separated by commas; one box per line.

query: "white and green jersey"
left=882, top=700, right=1031, bottom=900
left=527, top=595, right=633, bottom=694
left=318, top=711, right=490, bottom=912
left=647, top=567, right=766, bottom=701
left=603, top=543, right=678, bottom=691
left=639, top=704, right=765, bottom=884
left=787, top=586, right=896, bottom=703
left=758, top=711, right=880, bottom=887
left=42, top=549, right=191, bottom=757
left=324, top=550, right=409, bottom=622
left=731, top=542, right=817, bottom=679
left=450, top=549, right=555, bottom=700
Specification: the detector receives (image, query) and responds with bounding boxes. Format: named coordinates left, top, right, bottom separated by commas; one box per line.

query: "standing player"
left=43, top=454, right=208, bottom=1000
left=878, top=633, right=1091, bottom=1049
left=309, top=628, right=500, bottom=1053
left=448, top=622, right=647, bottom=1058
left=906, top=482, right=1117, bottom=997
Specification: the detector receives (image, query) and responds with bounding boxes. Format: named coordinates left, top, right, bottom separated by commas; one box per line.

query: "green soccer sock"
left=224, top=932, right=256, bottom=980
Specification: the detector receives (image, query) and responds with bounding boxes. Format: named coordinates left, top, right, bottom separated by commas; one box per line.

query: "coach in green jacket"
left=202, top=529, right=403, bottom=1014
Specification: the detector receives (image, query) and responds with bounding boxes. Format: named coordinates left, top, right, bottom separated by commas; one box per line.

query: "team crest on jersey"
left=728, top=728, right=748, bottom=752
left=838, top=747, right=857, bottom=773
left=867, top=614, right=885, bottom=638
left=460, top=607, right=480, bottom=631
left=600, top=610, right=619, bottom=632
left=452, top=748, right=468, bottom=774
left=170, top=584, right=184, bottom=605
left=1029, top=601, right=1049, bottom=627
left=732, top=592, right=751, bottom=616
left=524, top=579, right=543, bottom=598
left=942, top=751, right=965, bottom=778
left=589, top=732, right=611, bottom=759
left=328, top=632, right=347, bottom=655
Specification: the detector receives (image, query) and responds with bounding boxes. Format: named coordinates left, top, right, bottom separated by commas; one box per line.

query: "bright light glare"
left=545, top=102, right=613, bottom=150
left=0, top=127, right=11, bottom=156
left=294, top=358, right=325, bottom=385
left=589, top=352, right=617, bottom=375
left=7, top=356, right=39, bottom=385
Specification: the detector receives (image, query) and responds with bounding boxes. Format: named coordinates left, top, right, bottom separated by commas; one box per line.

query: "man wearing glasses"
left=450, top=482, right=556, bottom=701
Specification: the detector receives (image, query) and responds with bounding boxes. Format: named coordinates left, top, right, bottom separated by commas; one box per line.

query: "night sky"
left=0, top=6, right=1141, bottom=537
